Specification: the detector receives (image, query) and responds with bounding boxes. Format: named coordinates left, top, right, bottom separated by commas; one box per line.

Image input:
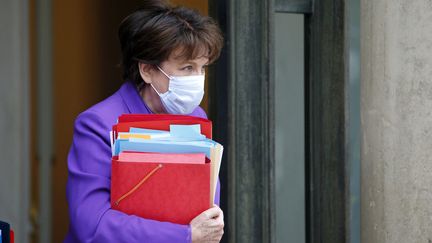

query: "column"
left=361, top=1, right=432, bottom=242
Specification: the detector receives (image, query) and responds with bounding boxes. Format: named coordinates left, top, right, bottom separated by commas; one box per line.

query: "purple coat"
left=64, top=81, right=220, bottom=242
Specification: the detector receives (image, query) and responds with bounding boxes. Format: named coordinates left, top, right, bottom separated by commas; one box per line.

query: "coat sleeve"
left=66, top=111, right=191, bottom=243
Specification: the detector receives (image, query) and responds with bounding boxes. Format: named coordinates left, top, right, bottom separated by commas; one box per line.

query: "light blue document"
left=114, top=139, right=216, bottom=158
left=170, top=124, right=205, bottom=139
left=129, top=127, right=170, bottom=134
left=128, top=124, right=206, bottom=142
left=114, top=124, right=218, bottom=158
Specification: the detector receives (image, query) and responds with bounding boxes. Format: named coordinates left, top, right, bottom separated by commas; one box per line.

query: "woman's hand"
left=190, top=205, right=224, bottom=243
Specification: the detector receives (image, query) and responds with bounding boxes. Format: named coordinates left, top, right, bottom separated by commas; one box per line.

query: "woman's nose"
left=194, top=69, right=205, bottom=75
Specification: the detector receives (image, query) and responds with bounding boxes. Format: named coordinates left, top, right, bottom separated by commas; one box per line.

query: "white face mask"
left=150, top=66, right=205, bottom=114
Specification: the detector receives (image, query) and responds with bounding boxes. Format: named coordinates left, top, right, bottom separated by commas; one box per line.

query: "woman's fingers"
left=190, top=206, right=225, bottom=243
left=202, top=206, right=222, bottom=219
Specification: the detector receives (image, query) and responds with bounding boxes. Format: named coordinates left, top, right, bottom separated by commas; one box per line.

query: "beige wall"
left=361, top=1, right=432, bottom=242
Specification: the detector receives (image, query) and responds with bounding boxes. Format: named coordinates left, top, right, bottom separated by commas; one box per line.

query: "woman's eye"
left=201, top=66, right=208, bottom=73
left=179, top=65, right=207, bottom=74
left=181, top=66, right=194, bottom=71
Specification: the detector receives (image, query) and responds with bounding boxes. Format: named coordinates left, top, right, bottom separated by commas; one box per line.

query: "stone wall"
left=361, top=1, right=432, bottom=242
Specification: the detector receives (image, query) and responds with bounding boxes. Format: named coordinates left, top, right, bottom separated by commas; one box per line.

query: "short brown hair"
left=118, top=0, right=224, bottom=84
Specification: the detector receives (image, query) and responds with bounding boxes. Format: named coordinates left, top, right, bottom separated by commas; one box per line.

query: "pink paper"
left=118, top=151, right=206, bottom=164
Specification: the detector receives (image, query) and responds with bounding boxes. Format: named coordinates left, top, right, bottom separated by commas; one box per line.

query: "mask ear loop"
left=150, top=83, right=163, bottom=96
left=134, top=60, right=165, bottom=95
left=156, top=65, right=173, bottom=79
left=152, top=65, right=173, bottom=96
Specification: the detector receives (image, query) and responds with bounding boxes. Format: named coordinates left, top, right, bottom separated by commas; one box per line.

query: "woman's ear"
left=138, top=63, right=154, bottom=84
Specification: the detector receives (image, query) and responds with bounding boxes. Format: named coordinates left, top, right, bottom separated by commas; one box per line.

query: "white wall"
left=0, top=0, right=31, bottom=242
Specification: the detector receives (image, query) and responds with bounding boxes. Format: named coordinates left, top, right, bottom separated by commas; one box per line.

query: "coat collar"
left=119, top=81, right=153, bottom=114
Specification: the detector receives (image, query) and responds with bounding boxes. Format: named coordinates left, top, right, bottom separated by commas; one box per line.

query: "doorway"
left=31, top=1, right=209, bottom=242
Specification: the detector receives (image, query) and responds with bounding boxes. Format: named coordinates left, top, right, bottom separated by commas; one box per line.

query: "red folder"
left=111, top=114, right=213, bottom=225
left=111, top=156, right=210, bottom=225
left=112, top=114, right=212, bottom=141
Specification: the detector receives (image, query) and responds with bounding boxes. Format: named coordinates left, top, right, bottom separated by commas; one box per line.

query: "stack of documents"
left=110, top=114, right=223, bottom=225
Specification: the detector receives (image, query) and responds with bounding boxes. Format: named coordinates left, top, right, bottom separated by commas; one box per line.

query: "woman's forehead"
left=167, top=50, right=209, bottom=65
left=168, top=46, right=209, bottom=63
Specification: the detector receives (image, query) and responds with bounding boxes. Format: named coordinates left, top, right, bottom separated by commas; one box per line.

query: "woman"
left=64, top=1, right=224, bottom=242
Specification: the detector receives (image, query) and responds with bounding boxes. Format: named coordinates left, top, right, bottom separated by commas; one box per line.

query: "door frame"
left=208, top=0, right=350, bottom=242
left=36, top=0, right=54, bottom=242
left=0, top=1, right=32, bottom=243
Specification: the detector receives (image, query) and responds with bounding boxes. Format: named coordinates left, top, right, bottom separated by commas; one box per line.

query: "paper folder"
left=110, top=114, right=222, bottom=225
left=112, top=114, right=212, bottom=141
left=111, top=155, right=210, bottom=225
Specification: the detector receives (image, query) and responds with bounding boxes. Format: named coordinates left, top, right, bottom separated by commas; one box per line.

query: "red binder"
left=112, top=114, right=212, bottom=141
left=110, top=114, right=213, bottom=225
left=111, top=156, right=210, bottom=225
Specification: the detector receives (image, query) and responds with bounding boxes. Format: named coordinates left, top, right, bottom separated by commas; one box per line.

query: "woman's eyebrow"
left=177, top=60, right=196, bottom=66
left=176, top=59, right=209, bottom=67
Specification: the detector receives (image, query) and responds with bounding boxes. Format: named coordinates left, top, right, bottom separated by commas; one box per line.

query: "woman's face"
left=150, top=50, right=209, bottom=94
